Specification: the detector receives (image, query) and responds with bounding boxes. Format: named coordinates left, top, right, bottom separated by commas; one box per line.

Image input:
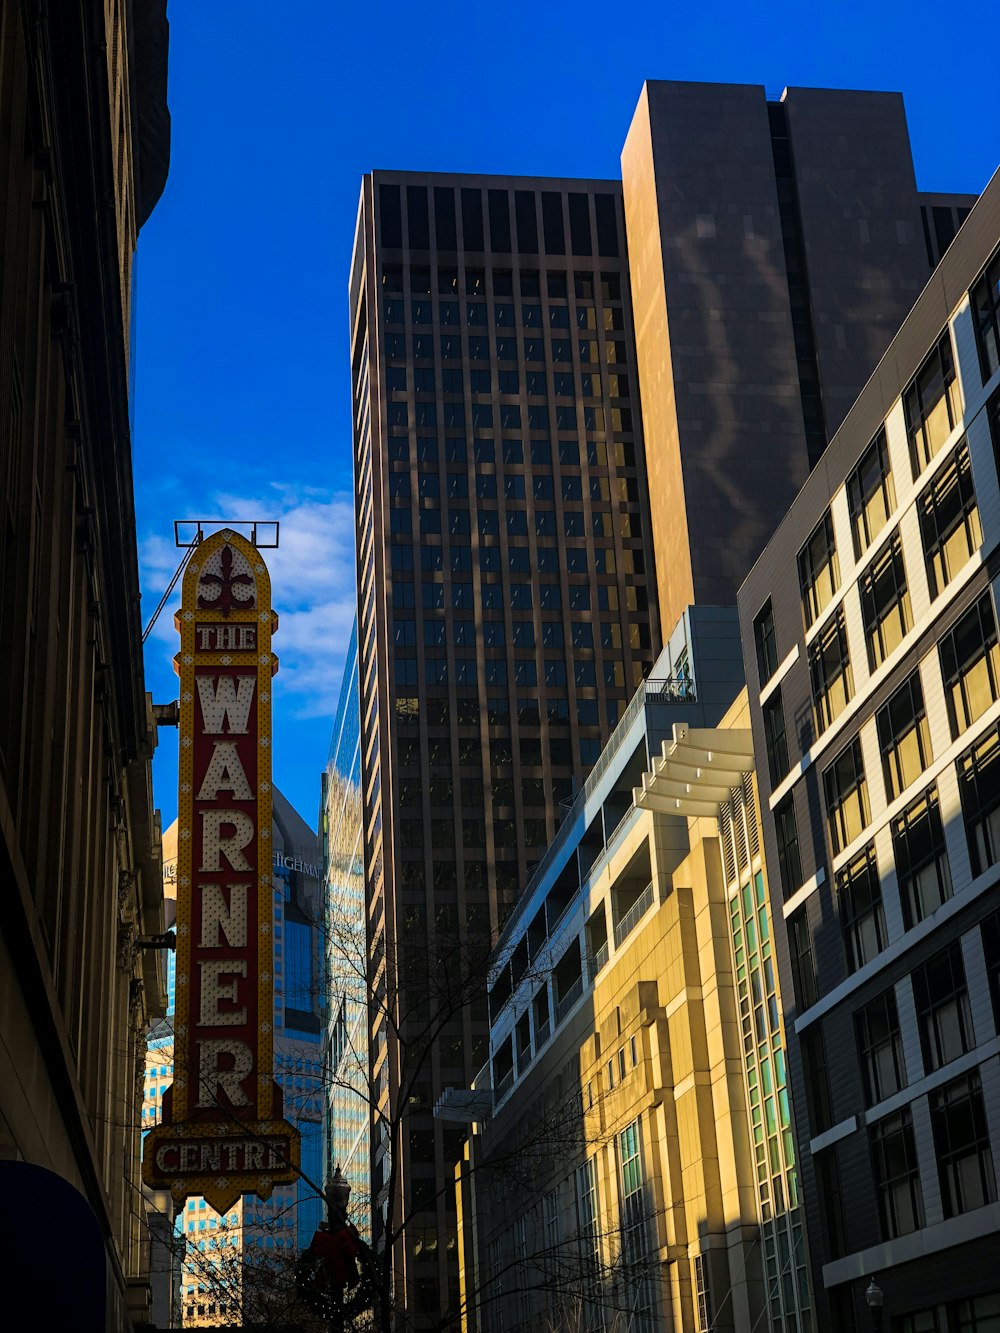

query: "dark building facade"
left=0, top=3, right=170, bottom=1330
left=349, top=172, right=660, bottom=1318
left=738, top=174, right=1000, bottom=1328
left=623, top=81, right=976, bottom=636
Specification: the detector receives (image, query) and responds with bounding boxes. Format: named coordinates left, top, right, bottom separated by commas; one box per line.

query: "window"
left=855, top=987, right=906, bottom=1106
left=892, top=787, right=952, bottom=929
left=869, top=1107, right=924, bottom=1239
left=860, top=531, right=911, bottom=669
left=694, top=1255, right=711, bottom=1333
left=814, top=1148, right=847, bottom=1259
left=918, top=442, right=982, bottom=597
left=810, top=610, right=853, bottom=732
left=931, top=1071, right=996, bottom=1218
left=787, top=907, right=817, bottom=1010
left=877, top=672, right=932, bottom=802
left=800, top=1025, right=833, bottom=1133
left=904, top=332, right=961, bottom=475
left=983, top=909, right=1000, bottom=1032
left=763, top=691, right=789, bottom=787
left=848, top=429, right=895, bottom=556
left=824, top=737, right=869, bottom=856
left=958, top=724, right=1000, bottom=877
left=953, top=1292, right=1000, bottom=1333
left=773, top=794, right=802, bottom=900
left=939, top=592, right=1000, bottom=738
left=754, top=599, right=778, bottom=684
left=798, top=511, right=839, bottom=628
left=836, top=843, right=885, bottom=972
left=971, top=243, right=1000, bottom=380
left=912, top=943, right=973, bottom=1073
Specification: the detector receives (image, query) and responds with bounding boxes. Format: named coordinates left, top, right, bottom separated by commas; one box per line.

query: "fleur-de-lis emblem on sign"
left=198, top=544, right=255, bottom=616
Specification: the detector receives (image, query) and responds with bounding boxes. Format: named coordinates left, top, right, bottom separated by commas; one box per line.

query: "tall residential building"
left=450, top=681, right=811, bottom=1333
left=738, top=172, right=1000, bottom=1328
left=0, top=4, right=170, bottom=1330
left=323, top=622, right=370, bottom=1225
left=350, top=171, right=660, bottom=1316
left=622, top=81, right=977, bottom=635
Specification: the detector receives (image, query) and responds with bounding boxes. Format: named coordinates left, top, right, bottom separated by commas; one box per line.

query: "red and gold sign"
left=143, top=528, right=300, bottom=1213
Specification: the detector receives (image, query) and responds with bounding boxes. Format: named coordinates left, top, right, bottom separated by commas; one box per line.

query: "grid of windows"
left=957, top=724, right=1000, bottom=878
left=930, top=1070, right=997, bottom=1219
left=848, top=429, right=895, bottom=557
left=854, top=987, right=906, bottom=1107
left=912, top=943, right=974, bottom=1074
left=824, top=736, right=870, bottom=857
left=918, top=442, right=982, bottom=599
left=618, top=1120, right=656, bottom=1333
left=730, top=872, right=797, bottom=1223
left=836, top=843, right=885, bottom=972
left=877, top=672, right=932, bottom=802
left=860, top=531, right=911, bottom=670
left=892, top=787, right=952, bottom=930
left=870, top=1107, right=925, bottom=1239
left=798, top=511, right=839, bottom=629
left=904, top=332, right=961, bottom=476
left=939, top=592, right=1000, bottom=739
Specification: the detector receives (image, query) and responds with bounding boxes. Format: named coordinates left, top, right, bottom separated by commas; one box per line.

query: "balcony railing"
left=591, top=942, right=609, bottom=975
left=535, top=1017, right=551, bottom=1048
left=613, top=881, right=655, bottom=949
left=555, top=974, right=584, bottom=1024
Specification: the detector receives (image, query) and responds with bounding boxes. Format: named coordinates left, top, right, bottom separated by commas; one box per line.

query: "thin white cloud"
left=138, top=486, right=357, bottom=722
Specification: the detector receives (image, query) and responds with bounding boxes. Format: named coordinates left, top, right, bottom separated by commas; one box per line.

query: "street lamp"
left=866, top=1277, right=884, bottom=1331
left=325, top=1165, right=352, bottom=1226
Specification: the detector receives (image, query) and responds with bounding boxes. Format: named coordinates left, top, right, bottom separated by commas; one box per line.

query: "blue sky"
left=133, top=0, right=999, bottom=830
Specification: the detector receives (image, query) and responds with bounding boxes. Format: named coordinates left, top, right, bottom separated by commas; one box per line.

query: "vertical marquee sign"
left=144, top=528, right=300, bottom=1213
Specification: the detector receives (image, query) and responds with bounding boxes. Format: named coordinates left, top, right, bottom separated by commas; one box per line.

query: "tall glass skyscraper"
left=322, top=623, right=369, bottom=1226
left=349, top=174, right=660, bottom=1318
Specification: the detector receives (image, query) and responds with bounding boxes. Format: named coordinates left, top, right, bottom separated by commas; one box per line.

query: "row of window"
left=385, top=330, right=629, bottom=366
left=393, top=729, right=605, bottom=772
left=378, top=183, right=621, bottom=259
left=394, top=656, right=616, bottom=690
left=383, top=265, right=622, bottom=302
left=393, top=697, right=623, bottom=742
left=385, top=399, right=634, bottom=434
left=383, top=295, right=626, bottom=333
left=394, top=616, right=616, bottom=649
left=388, top=469, right=640, bottom=506
left=388, top=363, right=630, bottom=399
left=872, top=1067, right=994, bottom=1238
left=392, top=576, right=646, bottom=618
left=388, top=433, right=636, bottom=471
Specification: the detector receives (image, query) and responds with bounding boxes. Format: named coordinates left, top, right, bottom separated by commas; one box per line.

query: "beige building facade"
left=450, top=689, right=811, bottom=1333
